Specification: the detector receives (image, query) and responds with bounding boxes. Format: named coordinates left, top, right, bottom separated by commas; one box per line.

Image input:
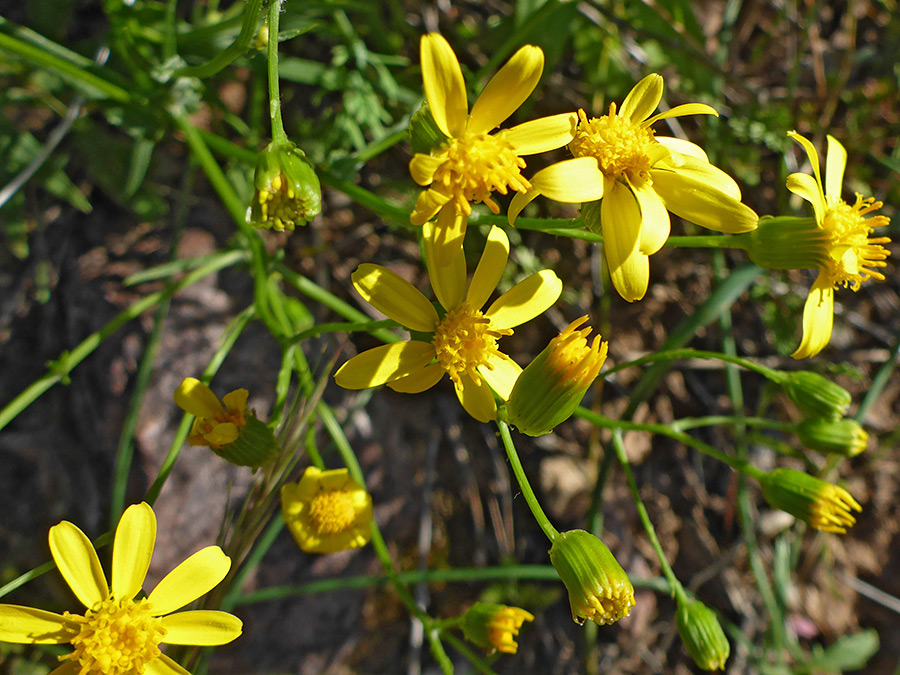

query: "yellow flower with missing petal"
left=411, top=33, right=577, bottom=266
left=334, top=224, right=562, bottom=422
left=509, top=73, right=758, bottom=302
left=784, top=132, right=891, bottom=359
left=0, top=503, right=241, bottom=675
left=175, top=378, right=248, bottom=449
left=281, top=467, right=373, bottom=554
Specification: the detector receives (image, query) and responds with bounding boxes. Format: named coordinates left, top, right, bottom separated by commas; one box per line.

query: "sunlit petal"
left=0, top=606, right=71, bottom=644
left=160, top=611, right=243, bottom=646
left=508, top=189, right=540, bottom=226
left=205, top=422, right=239, bottom=447
left=48, top=663, right=80, bottom=675
left=352, top=263, right=438, bottom=332
left=48, top=521, right=108, bottom=609
left=500, top=113, right=578, bottom=155
left=485, top=270, right=562, bottom=330
left=386, top=363, right=445, bottom=393
left=619, top=73, right=663, bottom=124
left=469, top=45, right=544, bottom=134
left=431, top=204, right=468, bottom=267
left=601, top=183, right=649, bottom=302
left=146, top=547, right=230, bottom=617
left=531, top=157, right=605, bottom=202
left=631, top=180, right=670, bottom=255
left=455, top=375, right=497, bottom=423
left=478, top=352, right=522, bottom=401
left=409, top=153, right=443, bottom=186
left=655, top=155, right=741, bottom=200
left=787, top=131, right=824, bottom=198
left=335, top=342, right=436, bottom=389
left=146, top=655, right=191, bottom=675
left=173, top=378, right=223, bottom=419
left=410, top=188, right=451, bottom=226
left=643, top=103, right=718, bottom=126
left=655, top=137, right=708, bottom=162
left=651, top=168, right=758, bottom=233
left=791, top=275, right=834, bottom=359
left=467, top=226, right=510, bottom=309
left=111, top=503, right=155, bottom=601
left=786, top=172, right=826, bottom=224
left=423, top=220, right=466, bottom=311
left=420, top=34, right=468, bottom=137
left=824, top=135, right=847, bottom=200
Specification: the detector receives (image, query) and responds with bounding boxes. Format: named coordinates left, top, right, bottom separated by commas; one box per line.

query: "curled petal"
left=478, top=352, right=522, bottom=401
left=600, top=184, right=649, bottom=302
left=469, top=45, right=544, bottom=134
left=655, top=137, right=708, bottom=162
left=644, top=103, right=718, bottom=126
left=824, top=135, right=847, bottom=200
left=651, top=168, right=758, bottom=233
left=501, top=113, right=578, bottom=155
left=221, top=389, right=248, bottom=412
left=631, top=180, right=670, bottom=255
left=352, top=263, right=438, bottom=332
left=49, top=521, right=108, bottom=609
left=204, top=422, right=239, bottom=447
left=787, top=131, right=825, bottom=199
left=410, top=188, right=451, bottom=226
left=467, top=226, right=510, bottom=310
left=146, top=655, right=192, bottom=675
left=455, top=375, right=497, bottom=423
left=421, top=34, right=468, bottom=137
left=786, top=172, right=826, bottom=225
left=409, top=153, right=443, bottom=187
left=112, top=502, right=155, bottom=601
left=508, top=189, right=540, bottom=225
left=386, top=363, right=445, bottom=393
left=160, top=610, right=243, bottom=646
left=791, top=275, right=834, bottom=360
left=147, top=547, right=231, bottom=617
left=335, top=341, right=436, bottom=389
left=619, top=73, right=663, bottom=124
left=485, top=270, right=562, bottom=330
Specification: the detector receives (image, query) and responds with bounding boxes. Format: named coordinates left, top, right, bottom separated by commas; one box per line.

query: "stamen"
left=308, top=488, right=357, bottom=536
left=822, top=194, right=891, bottom=291
left=569, top=106, right=657, bottom=185
left=432, top=304, right=512, bottom=385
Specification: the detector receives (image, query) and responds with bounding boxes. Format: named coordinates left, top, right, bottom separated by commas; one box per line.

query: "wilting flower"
left=509, top=73, right=758, bottom=302
left=0, top=503, right=241, bottom=675
left=759, top=467, right=862, bottom=533
left=411, top=33, right=577, bottom=265
left=549, top=529, right=635, bottom=626
left=676, top=598, right=730, bottom=671
left=783, top=132, right=891, bottom=359
left=247, top=139, right=321, bottom=231
left=174, top=378, right=277, bottom=467
left=507, top=316, right=608, bottom=436
left=281, top=466, right=373, bottom=554
left=334, top=224, right=562, bottom=422
left=461, top=602, right=534, bottom=655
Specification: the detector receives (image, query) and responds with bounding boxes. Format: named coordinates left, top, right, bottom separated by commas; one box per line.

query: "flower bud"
left=745, top=216, right=830, bottom=270
left=675, top=598, right=730, bottom=671
left=461, top=603, right=534, bottom=655
left=759, top=467, right=862, bottom=534
left=775, top=370, right=852, bottom=421
left=549, top=530, right=635, bottom=626
left=174, top=377, right=278, bottom=467
left=247, top=139, right=321, bottom=231
left=796, top=418, right=868, bottom=457
left=408, top=103, right=449, bottom=155
left=507, top=316, right=608, bottom=436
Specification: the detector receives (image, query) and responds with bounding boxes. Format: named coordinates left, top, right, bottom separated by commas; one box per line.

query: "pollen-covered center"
left=569, top=106, right=656, bottom=185
left=191, top=407, right=246, bottom=448
left=257, top=173, right=314, bottom=232
left=64, top=597, right=165, bottom=675
left=308, top=488, right=357, bottom=536
left=432, top=303, right=512, bottom=386
left=823, top=195, right=891, bottom=291
left=431, top=133, right=530, bottom=216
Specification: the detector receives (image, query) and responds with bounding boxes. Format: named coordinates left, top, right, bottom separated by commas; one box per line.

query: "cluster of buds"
left=247, top=139, right=321, bottom=231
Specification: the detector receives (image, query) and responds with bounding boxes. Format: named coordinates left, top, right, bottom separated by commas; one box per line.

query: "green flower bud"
left=745, top=216, right=830, bottom=270
left=408, top=103, right=449, bottom=155
left=216, top=414, right=279, bottom=467
left=796, top=418, right=868, bottom=457
left=507, top=316, right=608, bottom=436
left=247, top=140, right=321, bottom=231
left=549, top=530, right=635, bottom=626
left=759, top=467, right=861, bottom=534
left=461, top=603, right=534, bottom=655
left=676, top=598, right=730, bottom=671
left=775, top=370, right=852, bottom=421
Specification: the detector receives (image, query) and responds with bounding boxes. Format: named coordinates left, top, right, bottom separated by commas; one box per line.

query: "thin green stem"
left=665, top=234, right=752, bottom=249
left=601, top=347, right=779, bottom=381
left=175, top=0, right=265, bottom=79
left=496, top=418, right=559, bottom=542
left=266, top=0, right=288, bottom=142
left=669, top=415, right=794, bottom=434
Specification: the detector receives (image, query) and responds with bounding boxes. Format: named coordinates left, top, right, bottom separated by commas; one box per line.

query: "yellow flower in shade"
left=461, top=602, right=534, bottom=655
left=784, top=132, right=891, bottom=359
left=759, top=467, right=862, bottom=534
left=0, top=503, right=241, bottom=675
left=411, top=33, right=578, bottom=265
left=175, top=378, right=248, bottom=449
left=334, top=224, right=563, bottom=422
left=509, top=73, right=758, bottom=302
left=281, top=467, right=373, bottom=554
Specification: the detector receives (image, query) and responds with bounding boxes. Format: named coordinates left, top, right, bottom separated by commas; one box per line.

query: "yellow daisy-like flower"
left=281, top=467, right=373, bottom=554
left=0, top=502, right=241, bottom=675
left=334, top=223, right=563, bottom=422
left=509, top=73, right=759, bottom=302
left=785, top=131, right=891, bottom=359
left=410, top=33, right=577, bottom=266
left=174, top=378, right=248, bottom=449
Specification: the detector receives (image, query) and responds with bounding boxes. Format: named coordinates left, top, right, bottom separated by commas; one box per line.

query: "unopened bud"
left=796, top=418, right=868, bottom=457
left=759, top=467, right=861, bottom=534
left=676, top=598, right=730, bottom=671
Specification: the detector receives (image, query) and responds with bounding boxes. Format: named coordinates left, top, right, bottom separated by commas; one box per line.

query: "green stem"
left=266, top=0, right=288, bottom=142
left=668, top=415, right=794, bottom=434
left=496, top=418, right=559, bottom=542
left=602, top=347, right=779, bottom=381
left=175, top=0, right=265, bottom=79
left=665, top=234, right=752, bottom=249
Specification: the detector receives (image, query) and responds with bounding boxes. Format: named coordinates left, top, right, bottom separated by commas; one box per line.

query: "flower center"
left=431, top=133, right=530, bottom=216
left=432, top=304, right=512, bottom=386
left=569, top=106, right=656, bottom=186
left=822, top=194, right=891, bottom=291
left=257, top=173, right=312, bottom=231
left=63, top=597, right=165, bottom=675
left=308, top=489, right=357, bottom=536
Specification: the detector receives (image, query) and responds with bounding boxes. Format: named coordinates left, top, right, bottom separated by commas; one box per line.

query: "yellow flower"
left=0, top=503, right=241, bottom=675
left=281, top=467, right=373, bottom=554
left=784, top=132, right=891, bottom=359
left=411, top=33, right=577, bottom=266
left=461, top=602, right=534, bottom=655
left=509, top=73, right=758, bottom=302
left=174, top=378, right=248, bottom=449
left=759, top=467, right=862, bottom=534
left=334, top=224, right=563, bottom=422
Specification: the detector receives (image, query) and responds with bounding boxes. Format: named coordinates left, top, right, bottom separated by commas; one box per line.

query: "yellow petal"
left=431, top=203, right=468, bottom=267
left=352, top=263, right=438, bottom=332
left=619, top=73, right=663, bottom=124
left=205, top=422, right=240, bottom=446
left=146, top=655, right=192, bottom=675
left=466, top=226, right=510, bottom=310
left=386, top=363, right=445, bottom=393
left=601, top=183, right=649, bottom=302
left=147, top=547, right=231, bottom=617
left=410, top=187, right=451, bottom=225
left=421, top=34, right=468, bottom=137
left=159, top=610, right=243, bottom=646
left=469, top=45, right=544, bottom=134
left=221, top=389, right=248, bottom=412
left=643, top=103, right=718, bottom=126
left=787, top=131, right=825, bottom=196
left=656, top=155, right=741, bottom=200
left=48, top=520, right=108, bottom=609
left=651, top=168, right=758, bottom=233
left=48, top=663, right=80, bottom=675
left=786, top=172, right=826, bottom=224
left=409, top=153, right=443, bottom=187
left=508, top=189, right=540, bottom=225
left=825, top=135, right=847, bottom=200
left=478, top=352, right=522, bottom=401
left=0, top=606, right=71, bottom=644
left=454, top=375, right=497, bottom=423
left=631, top=180, right=670, bottom=255
left=174, top=378, right=224, bottom=418
left=500, top=112, right=578, bottom=155
left=111, top=502, right=155, bottom=601
left=655, top=136, right=708, bottom=162
left=791, top=276, right=834, bottom=360
left=485, top=270, right=562, bottom=330
left=334, top=341, right=436, bottom=389
left=423, top=219, right=466, bottom=311
left=530, top=157, right=605, bottom=202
